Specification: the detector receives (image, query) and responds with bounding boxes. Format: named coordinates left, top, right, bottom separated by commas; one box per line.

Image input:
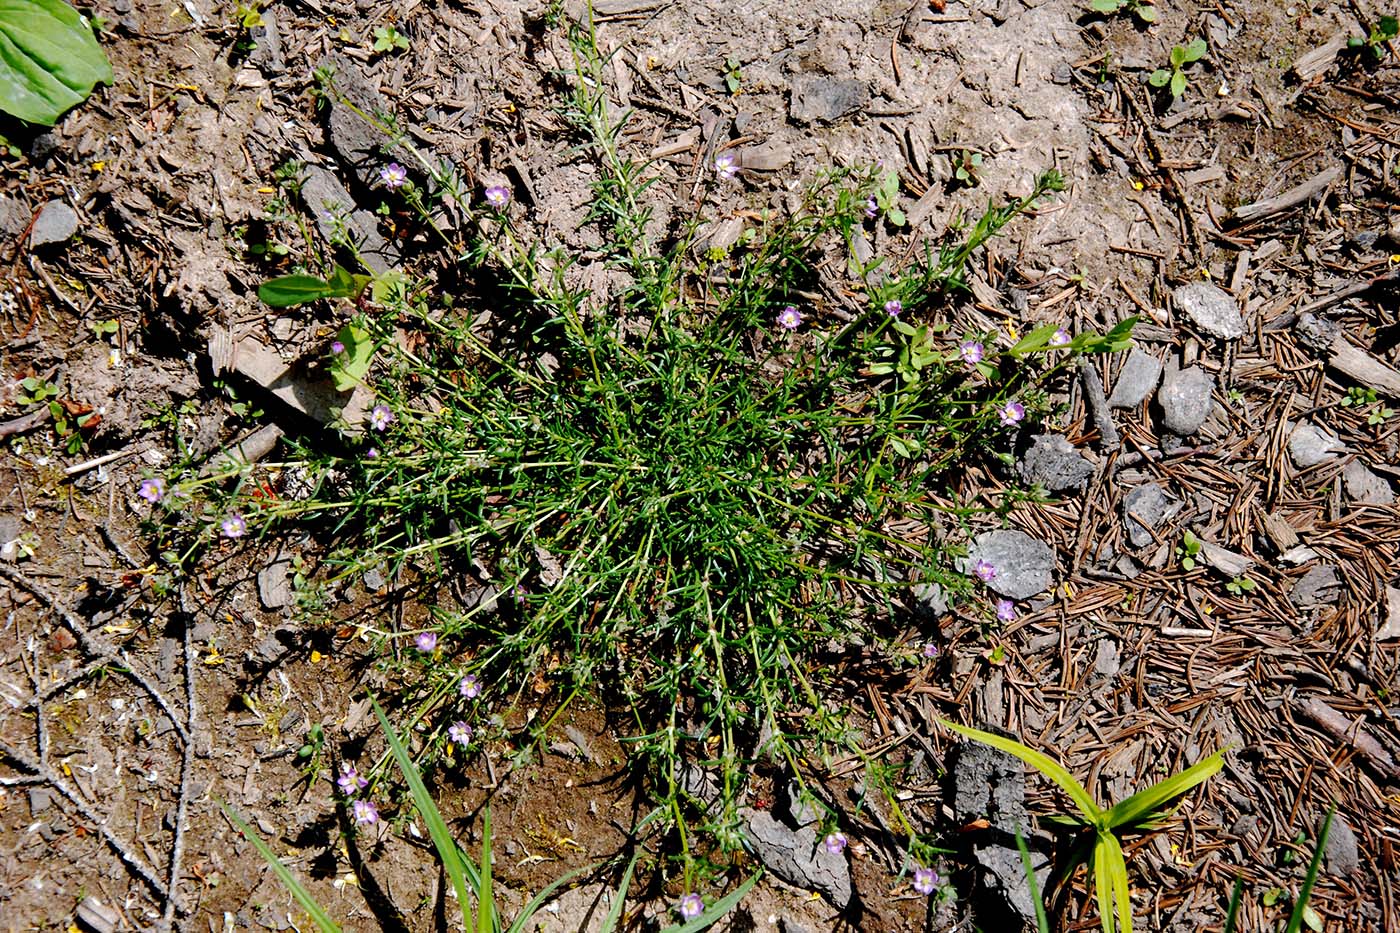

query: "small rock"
left=1288, top=422, right=1346, bottom=468
left=1289, top=565, right=1342, bottom=608
left=1324, top=814, right=1359, bottom=876
left=1280, top=545, right=1320, bottom=565
left=744, top=809, right=852, bottom=908
left=969, top=529, right=1055, bottom=599
left=1158, top=366, right=1214, bottom=435
left=912, top=580, right=948, bottom=615
left=362, top=566, right=386, bottom=591
left=1378, top=586, right=1400, bottom=641
left=249, top=10, right=285, bottom=73
left=780, top=920, right=812, bottom=933
left=973, top=841, right=1046, bottom=931
left=1122, top=483, right=1182, bottom=548
left=300, top=166, right=401, bottom=274
left=789, top=76, right=868, bottom=124
left=30, top=201, right=78, bottom=247
left=1018, top=434, right=1094, bottom=492
left=1093, top=639, right=1120, bottom=677
left=1343, top=460, right=1394, bottom=505
left=1108, top=348, right=1163, bottom=408
left=75, top=896, right=120, bottom=933
left=1198, top=539, right=1254, bottom=578
left=1173, top=281, right=1246, bottom=339
left=27, top=787, right=53, bottom=816
left=257, top=554, right=295, bottom=610
left=0, top=195, right=28, bottom=237
left=562, top=725, right=596, bottom=764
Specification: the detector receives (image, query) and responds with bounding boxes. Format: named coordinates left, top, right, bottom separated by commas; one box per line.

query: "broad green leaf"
left=329, top=324, right=375, bottom=392
left=370, top=694, right=472, bottom=928
left=1148, top=69, right=1170, bottom=87
left=1170, top=46, right=1186, bottom=68
left=657, top=872, right=760, bottom=933
left=218, top=800, right=343, bottom=933
left=0, top=0, right=111, bottom=126
left=1090, top=0, right=1121, bottom=10
left=1378, top=15, right=1398, bottom=38
left=1182, top=38, right=1208, bottom=62
left=1100, top=831, right=1134, bottom=933
left=939, top=720, right=1101, bottom=822
left=1170, top=70, right=1186, bottom=98
left=1009, top=322, right=1060, bottom=356
left=1104, top=750, right=1224, bottom=830
left=886, top=207, right=906, bottom=227
left=258, top=274, right=335, bottom=307
left=1285, top=807, right=1333, bottom=933
left=1135, top=5, right=1157, bottom=22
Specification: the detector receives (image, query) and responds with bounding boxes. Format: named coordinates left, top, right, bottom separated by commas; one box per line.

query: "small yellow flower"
left=309, top=650, right=323, bottom=663
left=91, top=160, right=106, bottom=172
left=1131, top=180, right=1144, bottom=191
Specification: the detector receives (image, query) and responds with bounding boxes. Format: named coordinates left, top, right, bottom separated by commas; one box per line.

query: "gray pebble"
left=1288, top=421, right=1345, bottom=468
left=969, top=529, right=1054, bottom=599
left=1324, top=814, right=1359, bottom=876
left=1018, top=434, right=1094, bottom=492
left=1173, top=281, right=1246, bottom=339
left=1343, top=461, right=1392, bottom=504
left=1158, top=366, right=1213, bottom=435
left=30, top=201, right=78, bottom=247
left=1122, top=483, right=1182, bottom=548
left=1108, top=348, right=1163, bottom=408
left=789, top=76, right=868, bottom=124
left=1289, top=565, right=1342, bottom=608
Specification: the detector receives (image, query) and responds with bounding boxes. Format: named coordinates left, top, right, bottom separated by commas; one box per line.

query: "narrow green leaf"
left=1285, top=807, right=1333, bottom=933
left=0, top=0, right=112, bottom=126
left=1104, top=751, right=1224, bottom=830
left=369, top=694, right=472, bottom=927
left=258, top=274, right=335, bottom=307
left=1101, top=831, right=1133, bottom=933
left=1093, top=834, right=1117, bottom=933
left=477, top=806, right=493, bottom=933
left=939, top=720, right=1101, bottom=822
left=218, top=800, right=343, bottom=933
left=1015, top=831, right=1051, bottom=933
left=598, top=851, right=640, bottom=933
left=657, top=872, right=760, bottom=933
left=1222, top=877, right=1243, bottom=933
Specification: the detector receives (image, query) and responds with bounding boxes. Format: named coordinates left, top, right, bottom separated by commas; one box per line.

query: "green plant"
left=1222, top=807, right=1332, bottom=933
left=1176, top=530, right=1201, bottom=570
left=940, top=720, right=1224, bottom=933
left=953, top=149, right=983, bottom=186
left=723, top=54, right=742, bottom=94
left=1224, top=575, right=1256, bottom=596
left=1149, top=39, right=1207, bottom=98
left=873, top=167, right=906, bottom=225
left=0, top=0, right=112, bottom=125
left=1340, top=386, right=1394, bottom=424
left=371, top=25, right=409, bottom=54
left=231, top=0, right=263, bottom=29
left=1348, top=14, right=1397, bottom=61
left=16, top=376, right=58, bottom=406
left=1090, top=0, right=1157, bottom=24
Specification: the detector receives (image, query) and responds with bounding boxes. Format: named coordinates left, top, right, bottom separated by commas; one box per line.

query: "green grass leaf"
left=477, top=806, right=493, bottom=933
left=657, top=873, right=761, bottom=933
left=1093, top=833, right=1118, bottom=933
left=1015, top=830, right=1051, bottom=933
left=939, top=720, right=1101, bottom=823
left=1222, top=876, right=1244, bottom=933
left=1285, top=807, right=1333, bottom=933
left=1103, top=750, right=1224, bottom=830
left=258, top=274, right=336, bottom=307
left=598, top=851, right=640, bottom=933
left=369, top=694, right=473, bottom=928
left=0, top=0, right=112, bottom=125
left=218, top=799, right=343, bottom=933
left=1098, top=830, right=1133, bottom=933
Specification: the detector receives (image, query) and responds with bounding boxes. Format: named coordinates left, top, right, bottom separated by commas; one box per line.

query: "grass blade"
left=218, top=800, right=343, bottom=933
left=658, top=872, right=761, bottom=933
left=599, top=850, right=640, bottom=933
left=1285, top=806, right=1334, bottom=933
left=1103, top=751, right=1224, bottom=830
left=504, top=863, right=595, bottom=933
left=1092, top=832, right=1117, bottom=933
left=940, top=719, right=1101, bottom=823
left=477, top=806, right=494, bottom=933
left=369, top=693, right=472, bottom=927
left=1015, top=830, right=1050, bottom=933
left=1222, top=877, right=1243, bottom=933
left=1100, top=831, right=1133, bottom=933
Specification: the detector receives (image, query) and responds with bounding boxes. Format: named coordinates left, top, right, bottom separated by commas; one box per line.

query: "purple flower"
left=959, top=340, right=984, bottom=365
left=137, top=477, right=165, bottom=504
left=776, top=305, right=802, bottom=330
left=995, top=599, right=1016, bottom=622
left=972, top=559, right=997, bottom=582
left=370, top=404, right=394, bottom=432
left=379, top=163, right=408, bottom=189
left=484, top=185, right=511, bottom=209
left=884, top=299, right=903, bottom=317
left=330, top=340, right=345, bottom=355
left=823, top=832, right=848, bottom=855
left=678, top=893, right=704, bottom=920
left=337, top=764, right=368, bottom=795
left=865, top=197, right=879, bottom=219
left=1050, top=327, right=1071, bottom=348
left=414, top=631, right=437, bottom=653
left=447, top=721, right=472, bottom=745
left=998, top=401, right=1025, bottom=426
left=912, top=866, right=939, bottom=895
left=220, top=513, right=247, bottom=539
left=459, top=674, right=481, bottom=699
left=353, top=799, right=379, bottom=825
left=366, top=447, right=379, bottom=459
left=714, top=152, right=738, bottom=180
left=513, top=584, right=527, bottom=604
left=922, top=642, right=939, bottom=659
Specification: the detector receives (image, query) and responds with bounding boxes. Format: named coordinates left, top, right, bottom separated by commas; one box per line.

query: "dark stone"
left=1289, top=565, right=1342, bottom=608
left=1018, top=434, right=1094, bottom=492
left=789, top=77, right=868, bottom=124
left=1122, top=483, right=1182, bottom=548
left=1325, top=814, right=1359, bottom=876
left=1158, top=366, right=1213, bottom=435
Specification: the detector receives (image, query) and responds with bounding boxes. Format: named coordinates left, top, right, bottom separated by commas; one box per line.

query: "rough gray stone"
left=1343, top=460, right=1394, bottom=505
left=744, top=809, right=851, bottom=908
left=323, top=54, right=392, bottom=188
left=1379, top=586, right=1400, bottom=641
left=973, top=841, right=1046, bottom=932
left=1108, top=348, right=1163, bottom=408
left=1324, top=814, right=1359, bottom=876
left=1288, top=421, right=1346, bottom=468
left=1158, top=366, right=1214, bottom=435
left=0, top=195, right=29, bottom=237
left=1289, top=565, right=1342, bottom=609
left=912, top=580, right=948, bottom=615
left=969, top=530, right=1055, bottom=599
left=249, top=10, right=285, bottom=73
left=300, top=165, right=401, bottom=274
left=1173, top=281, right=1246, bottom=339
left=953, top=735, right=1026, bottom=832
left=257, top=553, right=295, bottom=610
left=1018, top=434, right=1094, bottom=492
left=30, top=200, right=78, bottom=247
left=1122, top=483, right=1182, bottom=548
left=789, top=76, right=868, bottom=124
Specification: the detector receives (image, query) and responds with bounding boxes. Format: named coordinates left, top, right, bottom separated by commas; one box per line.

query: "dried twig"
left=1230, top=166, right=1341, bottom=225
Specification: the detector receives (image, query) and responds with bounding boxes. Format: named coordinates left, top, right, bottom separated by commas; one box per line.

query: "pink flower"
left=823, top=832, right=848, bottom=854
left=379, top=163, right=408, bottom=189
left=714, top=152, right=738, bottom=180
left=484, top=185, right=511, bottom=209
left=972, top=559, right=997, bottom=582
left=137, top=477, right=165, bottom=503
left=999, top=401, right=1025, bottom=426
left=912, top=866, right=938, bottom=895
left=220, top=513, right=247, bottom=539
left=776, top=305, right=802, bottom=330
left=678, top=893, right=704, bottom=919
left=884, top=299, right=903, bottom=317
left=353, top=799, right=379, bottom=824
left=959, top=340, right=984, bottom=365
left=447, top=721, right=472, bottom=744
left=414, top=631, right=437, bottom=653
left=370, top=404, right=394, bottom=432
left=1050, top=328, right=1071, bottom=347
left=336, top=764, right=368, bottom=795
left=995, top=599, right=1016, bottom=622
left=459, top=674, right=481, bottom=699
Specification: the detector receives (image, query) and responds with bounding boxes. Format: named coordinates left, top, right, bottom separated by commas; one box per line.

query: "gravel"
left=1158, top=366, right=1214, bottom=435
left=1108, top=348, right=1162, bottom=408
left=30, top=200, right=78, bottom=247
left=1173, top=281, right=1246, bottom=339
left=1122, top=483, right=1183, bottom=548
left=969, top=529, right=1055, bottom=599
left=1287, top=421, right=1346, bottom=468
left=1018, top=434, right=1094, bottom=492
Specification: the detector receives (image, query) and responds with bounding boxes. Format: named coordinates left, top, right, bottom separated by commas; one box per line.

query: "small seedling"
left=1149, top=38, right=1207, bottom=98
left=1176, top=530, right=1201, bottom=570
left=1340, top=386, right=1394, bottom=424
left=723, top=55, right=742, bottom=95
left=1224, top=575, right=1256, bottom=596
left=953, top=149, right=983, bottom=186
left=17, top=376, right=58, bottom=406
left=232, top=0, right=263, bottom=29
left=873, top=168, right=905, bottom=226
left=90, top=318, right=118, bottom=339
left=1090, top=0, right=1157, bottom=25
left=372, top=25, right=409, bottom=54
left=1348, top=14, right=1397, bottom=61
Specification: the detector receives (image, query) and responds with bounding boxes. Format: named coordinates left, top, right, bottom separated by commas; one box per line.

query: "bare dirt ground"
left=2, top=0, right=1399, bottom=930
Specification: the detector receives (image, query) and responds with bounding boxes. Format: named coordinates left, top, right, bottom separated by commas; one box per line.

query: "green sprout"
left=953, top=149, right=983, bottom=187
left=1224, top=575, right=1256, bottom=596
left=1090, top=0, right=1157, bottom=25
left=723, top=54, right=742, bottom=95
left=1176, top=529, right=1201, bottom=570
left=371, top=25, right=409, bottom=54
left=1348, top=14, right=1397, bottom=61
left=1149, top=38, right=1207, bottom=98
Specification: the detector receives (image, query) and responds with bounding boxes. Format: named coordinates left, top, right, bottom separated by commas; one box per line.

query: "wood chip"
left=1231, top=166, right=1341, bottom=225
